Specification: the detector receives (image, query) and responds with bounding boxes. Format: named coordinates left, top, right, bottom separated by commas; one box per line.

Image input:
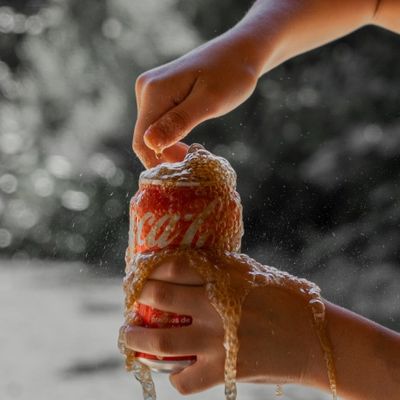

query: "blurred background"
left=0, top=0, right=399, bottom=399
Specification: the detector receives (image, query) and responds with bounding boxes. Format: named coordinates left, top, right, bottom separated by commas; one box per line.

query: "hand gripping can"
left=126, top=144, right=243, bottom=373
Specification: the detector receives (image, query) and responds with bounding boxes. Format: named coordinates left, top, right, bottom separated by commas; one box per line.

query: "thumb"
left=143, top=93, right=217, bottom=154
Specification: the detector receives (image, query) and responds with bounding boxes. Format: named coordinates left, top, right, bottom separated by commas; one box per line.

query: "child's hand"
left=123, top=252, right=324, bottom=395
left=131, top=0, right=400, bottom=169
left=132, top=30, right=262, bottom=168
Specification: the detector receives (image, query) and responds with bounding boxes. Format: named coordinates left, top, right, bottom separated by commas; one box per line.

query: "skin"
left=132, top=0, right=400, bottom=168
left=125, top=255, right=400, bottom=399
left=126, top=258, right=323, bottom=392
left=127, top=0, right=400, bottom=398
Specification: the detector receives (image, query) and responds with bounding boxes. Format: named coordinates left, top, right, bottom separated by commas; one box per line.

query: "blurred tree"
left=0, top=0, right=399, bottom=328
left=0, top=0, right=198, bottom=271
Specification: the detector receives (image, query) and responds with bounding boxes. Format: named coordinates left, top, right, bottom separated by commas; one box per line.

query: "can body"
left=134, top=302, right=195, bottom=373
left=127, top=179, right=242, bottom=372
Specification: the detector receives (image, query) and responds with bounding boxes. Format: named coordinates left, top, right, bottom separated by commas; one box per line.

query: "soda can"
left=126, top=145, right=243, bottom=372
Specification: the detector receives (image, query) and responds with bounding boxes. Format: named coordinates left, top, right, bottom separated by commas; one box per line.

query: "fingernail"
left=144, top=126, right=166, bottom=153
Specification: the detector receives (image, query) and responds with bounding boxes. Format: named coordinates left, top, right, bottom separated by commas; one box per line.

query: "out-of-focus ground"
left=0, top=260, right=333, bottom=400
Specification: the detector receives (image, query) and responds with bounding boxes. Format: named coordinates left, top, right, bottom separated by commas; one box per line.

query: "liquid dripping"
left=275, top=384, right=283, bottom=397
left=309, top=298, right=337, bottom=399
left=119, top=248, right=338, bottom=400
left=119, top=144, right=337, bottom=400
left=119, top=330, right=156, bottom=399
left=133, top=361, right=157, bottom=400
left=118, top=254, right=159, bottom=400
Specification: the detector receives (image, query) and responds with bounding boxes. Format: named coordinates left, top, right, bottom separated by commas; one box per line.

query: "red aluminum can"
left=126, top=145, right=243, bottom=373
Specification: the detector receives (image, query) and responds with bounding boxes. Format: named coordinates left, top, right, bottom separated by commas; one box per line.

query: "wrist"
left=225, top=23, right=282, bottom=79
left=227, top=0, right=379, bottom=78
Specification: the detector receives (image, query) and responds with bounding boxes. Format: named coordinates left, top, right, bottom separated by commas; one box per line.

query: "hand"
left=132, top=29, right=262, bottom=168
left=123, top=252, right=325, bottom=395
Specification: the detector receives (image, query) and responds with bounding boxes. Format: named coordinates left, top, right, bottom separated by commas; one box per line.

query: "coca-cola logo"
left=129, top=199, right=218, bottom=254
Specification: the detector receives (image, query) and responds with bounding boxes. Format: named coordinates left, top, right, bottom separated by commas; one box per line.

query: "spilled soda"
left=118, top=144, right=337, bottom=400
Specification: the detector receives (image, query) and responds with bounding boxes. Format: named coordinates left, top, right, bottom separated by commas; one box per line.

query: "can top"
left=139, top=144, right=237, bottom=190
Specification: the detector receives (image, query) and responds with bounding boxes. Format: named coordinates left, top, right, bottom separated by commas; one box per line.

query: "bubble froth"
left=119, top=144, right=337, bottom=400
left=120, top=248, right=337, bottom=400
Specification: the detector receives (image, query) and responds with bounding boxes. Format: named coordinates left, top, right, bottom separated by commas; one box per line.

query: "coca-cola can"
left=126, top=149, right=243, bottom=373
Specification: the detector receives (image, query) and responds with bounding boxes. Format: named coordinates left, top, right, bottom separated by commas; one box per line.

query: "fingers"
left=162, top=141, right=189, bottom=163
left=133, top=109, right=176, bottom=168
left=132, top=87, right=182, bottom=168
left=132, top=131, right=163, bottom=168
left=143, top=89, right=217, bottom=154
left=133, top=73, right=199, bottom=169
left=148, top=251, right=204, bottom=285
left=133, top=140, right=188, bottom=169
left=133, top=75, right=219, bottom=167
left=138, top=280, right=210, bottom=316
left=170, top=355, right=224, bottom=395
left=124, top=325, right=220, bottom=357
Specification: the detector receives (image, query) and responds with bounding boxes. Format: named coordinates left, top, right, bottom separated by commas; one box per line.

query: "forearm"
left=373, top=0, right=400, bottom=33
left=310, top=301, right=400, bottom=399
left=227, top=0, right=397, bottom=77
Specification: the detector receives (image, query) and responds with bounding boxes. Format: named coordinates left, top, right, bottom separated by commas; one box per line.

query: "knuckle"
left=144, top=77, right=160, bottom=91
left=132, top=138, right=145, bottom=154
left=135, top=73, right=150, bottom=92
left=174, top=380, right=192, bottom=396
left=153, top=332, right=173, bottom=354
left=136, top=72, right=162, bottom=93
left=153, top=284, right=173, bottom=307
left=143, top=77, right=161, bottom=93
left=132, top=141, right=139, bottom=153
left=164, top=260, right=184, bottom=281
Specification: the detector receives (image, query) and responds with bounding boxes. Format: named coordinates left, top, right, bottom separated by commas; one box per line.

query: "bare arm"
left=128, top=1, right=400, bottom=397
left=133, top=0, right=400, bottom=167
left=310, top=301, right=400, bottom=399
left=373, top=0, right=400, bottom=33
left=123, top=254, right=400, bottom=399
left=235, top=0, right=400, bottom=75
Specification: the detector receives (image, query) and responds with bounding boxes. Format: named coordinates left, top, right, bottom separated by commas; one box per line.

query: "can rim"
left=136, top=357, right=195, bottom=373
left=140, top=178, right=214, bottom=187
